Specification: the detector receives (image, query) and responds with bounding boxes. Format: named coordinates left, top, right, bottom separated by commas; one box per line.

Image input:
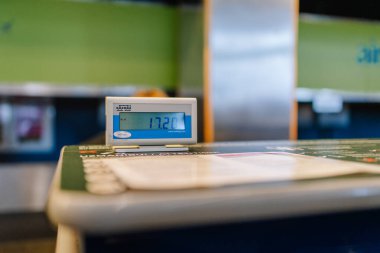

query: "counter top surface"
left=48, top=139, right=380, bottom=234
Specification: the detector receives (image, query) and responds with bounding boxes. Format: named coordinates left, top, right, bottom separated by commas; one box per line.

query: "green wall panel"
left=178, top=6, right=203, bottom=94
left=0, top=0, right=178, bottom=89
left=298, top=16, right=380, bottom=93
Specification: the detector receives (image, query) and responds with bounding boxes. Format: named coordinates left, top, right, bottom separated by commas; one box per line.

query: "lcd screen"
left=119, top=112, right=185, bottom=130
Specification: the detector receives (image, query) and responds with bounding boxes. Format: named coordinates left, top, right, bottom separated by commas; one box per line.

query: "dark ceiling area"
left=299, top=0, right=380, bottom=20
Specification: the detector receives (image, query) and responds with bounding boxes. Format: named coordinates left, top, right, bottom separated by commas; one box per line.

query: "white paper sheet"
left=86, top=152, right=380, bottom=190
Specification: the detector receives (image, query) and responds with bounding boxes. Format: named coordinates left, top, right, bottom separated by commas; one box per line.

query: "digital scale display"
left=105, top=97, right=197, bottom=148
left=119, top=112, right=185, bottom=131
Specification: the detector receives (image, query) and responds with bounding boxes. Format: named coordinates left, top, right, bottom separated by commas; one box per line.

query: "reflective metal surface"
left=0, top=82, right=136, bottom=98
left=0, top=163, right=55, bottom=213
left=297, top=87, right=380, bottom=103
left=210, top=0, right=297, bottom=140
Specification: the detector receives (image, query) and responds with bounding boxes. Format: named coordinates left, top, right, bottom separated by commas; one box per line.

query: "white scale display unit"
left=106, top=97, right=197, bottom=152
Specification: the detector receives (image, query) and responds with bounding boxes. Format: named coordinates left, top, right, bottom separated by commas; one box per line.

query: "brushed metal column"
left=209, top=0, right=297, bottom=141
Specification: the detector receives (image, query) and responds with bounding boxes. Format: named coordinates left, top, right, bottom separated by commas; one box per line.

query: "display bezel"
left=105, top=97, right=197, bottom=146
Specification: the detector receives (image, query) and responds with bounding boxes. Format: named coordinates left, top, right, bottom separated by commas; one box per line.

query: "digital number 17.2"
left=149, top=117, right=178, bottom=129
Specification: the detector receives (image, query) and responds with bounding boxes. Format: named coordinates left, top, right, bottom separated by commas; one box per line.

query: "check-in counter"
left=48, top=139, right=380, bottom=253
